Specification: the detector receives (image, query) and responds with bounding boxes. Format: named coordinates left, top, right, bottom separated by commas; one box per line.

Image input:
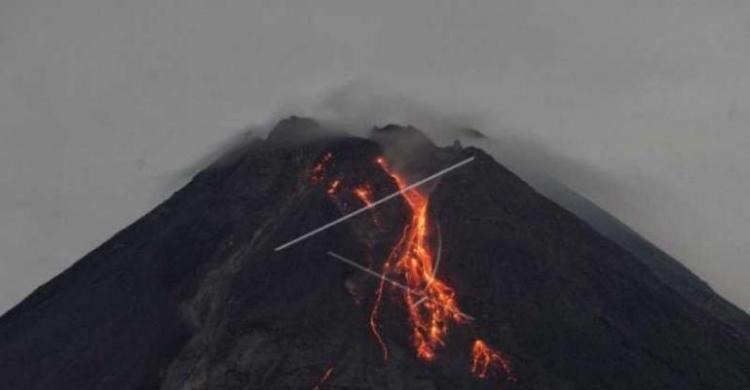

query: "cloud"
left=1, top=0, right=748, bottom=315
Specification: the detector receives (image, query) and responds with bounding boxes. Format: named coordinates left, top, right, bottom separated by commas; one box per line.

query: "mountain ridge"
left=1, top=117, right=748, bottom=389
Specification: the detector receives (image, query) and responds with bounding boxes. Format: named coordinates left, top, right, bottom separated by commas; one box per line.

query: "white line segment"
left=327, top=251, right=421, bottom=295
left=273, top=156, right=475, bottom=251
left=327, top=251, right=474, bottom=321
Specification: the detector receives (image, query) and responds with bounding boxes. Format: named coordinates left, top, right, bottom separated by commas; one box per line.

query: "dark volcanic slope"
left=1, top=117, right=749, bottom=390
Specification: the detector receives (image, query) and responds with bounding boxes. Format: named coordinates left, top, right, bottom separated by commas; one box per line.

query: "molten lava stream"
left=309, top=152, right=514, bottom=385
left=371, top=156, right=515, bottom=385
left=372, top=157, right=467, bottom=361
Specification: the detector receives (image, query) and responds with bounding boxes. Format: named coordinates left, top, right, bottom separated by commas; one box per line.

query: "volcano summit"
left=1, top=117, right=749, bottom=390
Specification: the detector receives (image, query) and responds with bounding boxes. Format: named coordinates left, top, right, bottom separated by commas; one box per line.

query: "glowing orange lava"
left=306, top=152, right=515, bottom=385
left=312, top=366, right=334, bottom=390
left=373, top=156, right=515, bottom=385
left=471, top=339, right=515, bottom=381
left=353, top=185, right=374, bottom=207
left=311, top=152, right=334, bottom=183
left=327, top=179, right=341, bottom=195
left=373, top=157, right=466, bottom=361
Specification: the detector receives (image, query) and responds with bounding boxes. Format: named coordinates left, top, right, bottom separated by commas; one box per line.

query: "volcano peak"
left=1, top=117, right=749, bottom=390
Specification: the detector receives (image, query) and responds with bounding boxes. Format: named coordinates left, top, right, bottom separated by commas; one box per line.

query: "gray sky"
left=1, top=0, right=749, bottom=314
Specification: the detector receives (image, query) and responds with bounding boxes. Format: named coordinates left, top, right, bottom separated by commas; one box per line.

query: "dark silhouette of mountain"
left=535, top=178, right=750, bottom=337
left=1, top=117, right=748, bottom=390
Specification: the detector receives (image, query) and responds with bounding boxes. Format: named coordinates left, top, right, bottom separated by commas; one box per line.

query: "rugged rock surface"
left=1, top=117, right=749, bottom=389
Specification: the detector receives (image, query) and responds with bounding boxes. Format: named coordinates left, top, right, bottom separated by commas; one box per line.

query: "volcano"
left=1, top=117, right=749, bottom=390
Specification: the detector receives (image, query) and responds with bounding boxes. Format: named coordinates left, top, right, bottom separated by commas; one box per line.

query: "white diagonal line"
left=274, top=156, right=474, bottom=251
left=327, top=251, right=421, bottom=295
left=327, top=251, right=474, bottom=321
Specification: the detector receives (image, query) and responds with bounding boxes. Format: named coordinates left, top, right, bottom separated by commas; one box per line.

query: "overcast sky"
left=1, top=0, right=749, bottom=314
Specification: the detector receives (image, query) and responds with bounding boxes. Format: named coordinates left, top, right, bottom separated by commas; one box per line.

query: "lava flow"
left=307, top=152, right=514, bottom=385
left=373, top=157, right=465, bottom=361
left=373, top=156, right=515, bottom=384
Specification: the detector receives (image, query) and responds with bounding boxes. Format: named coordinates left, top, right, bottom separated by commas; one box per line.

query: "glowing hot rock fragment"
left=310, top=152, right=334, bottom=183
left=353, top=185, right=374, bottom=207
left=311, top=154, right=516, bottom=386
left=471, top=339, right=515, bottom=382
left=327, top=179, right=341, bottom=196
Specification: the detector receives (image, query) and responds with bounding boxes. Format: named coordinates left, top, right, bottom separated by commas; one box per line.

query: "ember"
left=310, top=152, right=334, bottom=183
left=326, top=179, right=341, bottom=195
left=471, top=339, right=515, bottom=382
left=352, top=185, right=374, bottom=207
left=312, top=366, right=334, bottom=390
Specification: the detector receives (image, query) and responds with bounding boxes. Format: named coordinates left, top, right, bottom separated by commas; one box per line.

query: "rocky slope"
left=1, top=117, right=749, bottom=389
